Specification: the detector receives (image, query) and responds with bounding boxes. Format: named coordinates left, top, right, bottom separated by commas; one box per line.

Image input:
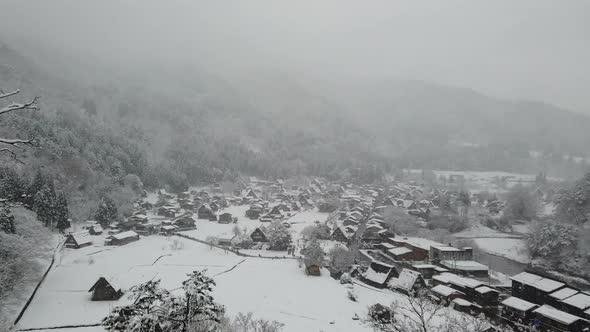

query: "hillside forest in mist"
left=1, top=41, right=589, bottom=222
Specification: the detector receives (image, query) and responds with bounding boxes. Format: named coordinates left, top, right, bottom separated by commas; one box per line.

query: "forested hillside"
left=2, top=42, right=590, bottom=221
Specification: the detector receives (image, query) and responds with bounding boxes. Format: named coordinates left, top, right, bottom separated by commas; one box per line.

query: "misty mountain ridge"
left=1, top=44, right=588, bottom=185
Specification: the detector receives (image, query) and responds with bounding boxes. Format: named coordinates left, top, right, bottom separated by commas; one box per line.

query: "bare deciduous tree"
left=0, top=89, right=39, bottom=163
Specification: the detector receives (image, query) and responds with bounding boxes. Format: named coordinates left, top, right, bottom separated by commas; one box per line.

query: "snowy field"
left=16, top=235, right=411, bottom=332
left=473, top=238, right=530, bottom=264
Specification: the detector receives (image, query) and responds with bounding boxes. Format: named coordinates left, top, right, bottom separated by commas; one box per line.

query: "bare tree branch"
left=0, top=96, right=40, bottom=115
left=0, top=89, right=20, bottom=99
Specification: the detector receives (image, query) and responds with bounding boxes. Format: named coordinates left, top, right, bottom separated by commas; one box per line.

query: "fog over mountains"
left=1, top=42, right=589, bottom=188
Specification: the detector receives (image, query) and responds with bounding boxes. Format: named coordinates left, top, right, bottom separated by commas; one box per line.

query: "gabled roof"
left=109, top=230, right=138, bottom=240
left=68, top=231, right=93, bottom=245
left=431, top=284, right=462, bottom=297
left=388, top=269, right=422, bottom=292
left=502, top=296, right=537, bottom=312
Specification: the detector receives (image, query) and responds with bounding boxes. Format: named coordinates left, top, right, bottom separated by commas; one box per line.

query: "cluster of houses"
left=322, top=183, right=588, bottom=331
left=499, top=271, right=590, bottom=331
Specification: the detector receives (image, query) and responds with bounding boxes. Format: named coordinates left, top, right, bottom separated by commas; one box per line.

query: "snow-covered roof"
left=510, top=272, right=543, bottom=285
left=161, top=225, right=176, bottom=231
left=475, top=286, right=498, bottom=294
left=533, top=305, right=582, bottom=325
left=387, top=247, right=413, bottom=256
left=430, top=284, right=462, bottom=297
left=440, top=260, right=488, bottom=272
left=388, top=269, right=421, bottom=292
left=433, top=245, right=461, bottom=252
left=433, top=273, right=483, bottom=289
left=510, top=272, right=565, bottom=292
left=502, top=297, right=537, bottom=312
left=380, top=243, right=396, bottom=250
left=68, top=231, right=93, bottom=245
left=561, top=293, right=590, bottom=310
left=364, top=266, right=391, bottom=285
left=549, top=287, right=579, bottom=301
left=452, top=298, right=472, bottom=307
left=532, top=278, right=565, bottom=293
left=110, top=231, right=138, bottom=240
left=412, top=264, right=438, bottom=269
left=393, top=237, right=445, bottom=251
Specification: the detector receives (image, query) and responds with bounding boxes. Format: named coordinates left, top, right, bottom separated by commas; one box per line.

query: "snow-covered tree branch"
left=0, top=89, right=39, bottom=163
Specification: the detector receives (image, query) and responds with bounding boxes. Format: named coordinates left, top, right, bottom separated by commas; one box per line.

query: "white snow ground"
left=18, top=234, right=424, bottom=332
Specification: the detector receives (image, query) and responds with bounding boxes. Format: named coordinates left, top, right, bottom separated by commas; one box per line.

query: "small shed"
left=250, top=228, right=268, bottom=242
left=65, top=231, right=93, bottom=249
left=88, top=277, right=123, bottom=301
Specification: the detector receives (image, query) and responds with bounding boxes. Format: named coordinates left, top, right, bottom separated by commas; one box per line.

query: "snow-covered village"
left=1, top=2, right=590, bottom=332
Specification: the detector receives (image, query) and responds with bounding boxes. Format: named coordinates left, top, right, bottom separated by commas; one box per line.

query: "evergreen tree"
left=95, top=196, right=118, bottom=227
left=33, top=184, right=56, bottom=228
left=0, top=207, right=16, bottom=234
left=0, top=167, right=26, bottom=202
left=26, top=170, right=46, bottom=207
left=55, top=192, right=71, bottom=232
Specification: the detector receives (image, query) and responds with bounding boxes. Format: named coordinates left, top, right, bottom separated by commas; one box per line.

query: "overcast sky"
left=1, top=0, right=589, bottom=113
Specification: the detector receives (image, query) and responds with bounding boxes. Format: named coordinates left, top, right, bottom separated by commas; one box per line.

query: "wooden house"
left=510, top=272, right=565, bottom=305
left=106, top=231, right=140, bottom=246
left=559, top=292, right=590, bottom=318
left=548, top=287, right=579, bottom=309
left=245, top=189, right=259, bottom=199
left=361, top=260, right=398, bottom=289
left=439, top=260, right=489, bottom=278
left=197, top=204, right=214, bottom=220
left=218, top=212, right=233, bottom=224
left=330, top=227, right=350, bottom=243
left=388, top=268, right=425, bottom=295
left=250, top=228, right=268, bottom=243
left=533, top=305, right=589, bottom=332
left=174, top=216, right=196, bottom=230
left=384, top=246, right=415, bottom=261
left=267, top=206, right=284, bottom=219
left=157, top=207, right=176, bottom=218
left=430, top=284, right=465, bottom=306
left=432, top=272, right=484, bottom=301
left=500, top=296, right=538, bottom=326
left=65, top=231, right=93, bottom=249
left=160, top=225, right=177, bottom=235
left=473, top=286, right=500, bottom=309
left=88, top=277, right=123, bottom=301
